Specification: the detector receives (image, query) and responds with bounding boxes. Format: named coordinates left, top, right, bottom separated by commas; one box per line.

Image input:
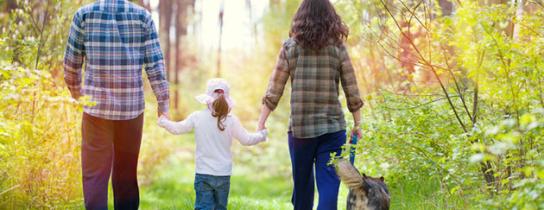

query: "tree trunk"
left=174, top=0, right=191, bottom=109
left=159, top=0, right=173, bottom=81
left=139, top=0, right=151, bottom=11
left=438, top=0, right=454, bottom=16
left=216, top=1, right=224, bottom=77
left=269, top=0, right=280, bottom=7
left=512, top=0, right=524, bottom=40
left=4, top=0, right=17, bottom=12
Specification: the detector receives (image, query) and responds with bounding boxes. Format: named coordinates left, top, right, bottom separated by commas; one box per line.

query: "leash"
left=349, top=130, right=359, bottom=164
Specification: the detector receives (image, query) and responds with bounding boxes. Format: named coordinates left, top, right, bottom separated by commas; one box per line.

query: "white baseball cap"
left=195, top=78, right=235, bottom=108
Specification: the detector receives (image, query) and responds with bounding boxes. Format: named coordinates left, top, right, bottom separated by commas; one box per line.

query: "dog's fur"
left=335, top=159, right=391, bottom=210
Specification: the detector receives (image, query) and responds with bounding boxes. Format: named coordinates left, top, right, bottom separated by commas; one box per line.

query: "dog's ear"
left=380, top=176, right=385, bottom=182
left=361, top=177, right=370, bottom=191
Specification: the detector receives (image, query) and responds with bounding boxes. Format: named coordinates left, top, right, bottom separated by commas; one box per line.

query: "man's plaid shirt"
left=64, top=0, right=169, bottom=120
left=263, top=38, right=364, bottom=138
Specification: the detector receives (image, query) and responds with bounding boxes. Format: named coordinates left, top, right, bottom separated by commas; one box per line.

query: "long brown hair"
left=211, top=94, right=229, bottom=131
left=289, top=0, right=348, bottom=50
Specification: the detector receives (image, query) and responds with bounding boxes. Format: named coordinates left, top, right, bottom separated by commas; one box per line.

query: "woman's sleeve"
left=339, top=44, right=364, bottom=112
left=262, top=44, right=290, bottom=111
left=158, top=114, right=195, bottom=135
left=230, top=116, right=267, bottom=146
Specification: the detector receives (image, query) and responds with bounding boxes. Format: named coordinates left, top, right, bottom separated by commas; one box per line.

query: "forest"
left=0, top=0, right=543, bottom=209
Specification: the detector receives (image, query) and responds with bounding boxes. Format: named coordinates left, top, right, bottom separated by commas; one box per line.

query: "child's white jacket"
left=158, top=109, right=267, bottom=176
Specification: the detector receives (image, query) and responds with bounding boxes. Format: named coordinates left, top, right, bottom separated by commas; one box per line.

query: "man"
left=63, top=0, right=169, bottom=209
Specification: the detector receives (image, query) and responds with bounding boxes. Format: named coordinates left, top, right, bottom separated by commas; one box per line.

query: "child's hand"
left=157, top=115, right=169, bottom=128
left=258, top=129, right=268, bottom=142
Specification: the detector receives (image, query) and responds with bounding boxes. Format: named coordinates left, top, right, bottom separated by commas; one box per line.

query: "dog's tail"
left=335, top=158, right=364, bottom=189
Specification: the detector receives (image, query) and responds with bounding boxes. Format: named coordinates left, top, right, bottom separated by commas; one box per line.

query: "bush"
left=0, top=62, right=86, bottom=208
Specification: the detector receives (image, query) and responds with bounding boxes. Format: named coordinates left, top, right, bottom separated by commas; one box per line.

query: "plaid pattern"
left=263, top=38, right=363, bottom=138
left=64, top=0, right=169, bottom=120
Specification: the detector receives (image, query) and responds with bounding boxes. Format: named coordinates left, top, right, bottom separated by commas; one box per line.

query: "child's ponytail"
left=211, top=94, right=229, bottom=131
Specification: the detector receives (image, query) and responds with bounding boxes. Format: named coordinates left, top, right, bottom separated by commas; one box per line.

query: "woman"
left=257, top=0, right=364, bottom=209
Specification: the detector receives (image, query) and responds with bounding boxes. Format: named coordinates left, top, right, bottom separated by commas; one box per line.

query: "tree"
left=159, top=0, right=173, bottom=81
left=173, top=0, right=193, bottom=109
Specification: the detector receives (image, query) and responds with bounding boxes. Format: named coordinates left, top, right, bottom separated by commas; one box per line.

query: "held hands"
left=157, top=112, right=169, bottom=129
left=257, top=119, right=268, bottom=142
left=257, top=120, right=266, bottom=131
left=158, top=112, right=169, bottom=119
left=257, top=105, right=272, bottom=131
left=157, top=114, right=168, bottom=128
left=258, top=128, right=269, bottom=142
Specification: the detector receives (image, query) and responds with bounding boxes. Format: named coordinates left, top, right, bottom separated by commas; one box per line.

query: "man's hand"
left=158, top=112, right=169, bottom=119
left=70, top=91, right=81, bottom=100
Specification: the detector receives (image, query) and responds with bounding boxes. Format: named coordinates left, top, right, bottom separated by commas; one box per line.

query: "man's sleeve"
left=64, top=11, right=85, bottom=99
left=143, top=13, right=170, bottom=113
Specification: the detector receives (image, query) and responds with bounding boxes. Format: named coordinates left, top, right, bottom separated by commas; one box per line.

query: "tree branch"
left=380, top=0, right=468, bottom=132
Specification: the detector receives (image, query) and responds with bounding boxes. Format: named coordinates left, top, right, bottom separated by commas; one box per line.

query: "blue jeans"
left=194, top=174, right=231, bottom=210
left=288, top=130, right=346, bottom=210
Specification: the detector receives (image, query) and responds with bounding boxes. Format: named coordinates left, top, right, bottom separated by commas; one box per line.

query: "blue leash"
left=349, top=130, right=359, bottom=164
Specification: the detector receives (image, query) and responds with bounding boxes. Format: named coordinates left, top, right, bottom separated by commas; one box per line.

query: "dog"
left=335, top=159, right=391, bottom=210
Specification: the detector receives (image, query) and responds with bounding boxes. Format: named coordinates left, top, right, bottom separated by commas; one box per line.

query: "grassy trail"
left=125, top=135, right=468, bottom=210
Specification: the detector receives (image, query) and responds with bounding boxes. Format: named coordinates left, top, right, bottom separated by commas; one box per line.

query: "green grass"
left=134, top=164, right=472, bottom=210
left=102, top=116, right=474, bottom=210
left=138, top=154, right=292, bottom=210
left=388, top=177, right=470, bottom=210
left=131, top=148, right=472, bottom=210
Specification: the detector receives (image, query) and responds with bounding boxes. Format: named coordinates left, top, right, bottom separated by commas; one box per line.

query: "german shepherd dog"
left=336, top=159, right=391, bottom=210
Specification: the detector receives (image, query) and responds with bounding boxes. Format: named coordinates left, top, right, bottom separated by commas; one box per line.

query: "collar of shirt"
left=97, top=0, right=126, bottom=12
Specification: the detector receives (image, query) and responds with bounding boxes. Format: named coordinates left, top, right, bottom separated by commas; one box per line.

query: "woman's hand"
left=352, top=110, right=362, bottom=138
left=257, top=105, right=272, bottom=130
left=257, top=120, right=266, bottom=130
left=353, top=123, right=362, bottom=138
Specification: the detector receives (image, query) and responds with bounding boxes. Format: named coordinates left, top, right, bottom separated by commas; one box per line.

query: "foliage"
left=0, top=62, right=85, bottom=208
left=0, top=0, right=178, bottom=208
left=333, top=0, right=544, bottom=209
left=472, top=109, right=544, bottom=209
left=0, top=0, right=543, bottom=209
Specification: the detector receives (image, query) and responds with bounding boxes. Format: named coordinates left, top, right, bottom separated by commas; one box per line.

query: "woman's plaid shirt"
left=64, top=0, right=169, bottom=120
left=263, top=39, right=364, bottom=138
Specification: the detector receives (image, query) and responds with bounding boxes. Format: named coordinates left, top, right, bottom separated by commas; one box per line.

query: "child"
left=158, top=78, right=267, bottom=210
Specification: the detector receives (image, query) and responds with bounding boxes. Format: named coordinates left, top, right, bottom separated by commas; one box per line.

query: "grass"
left=130, top=136, right=471, bottom=210
left=138, top=146, right=292, bottom=210
left=388, top=178, right=469, bottom=210
left=99, top=109, right=473, bottom=210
